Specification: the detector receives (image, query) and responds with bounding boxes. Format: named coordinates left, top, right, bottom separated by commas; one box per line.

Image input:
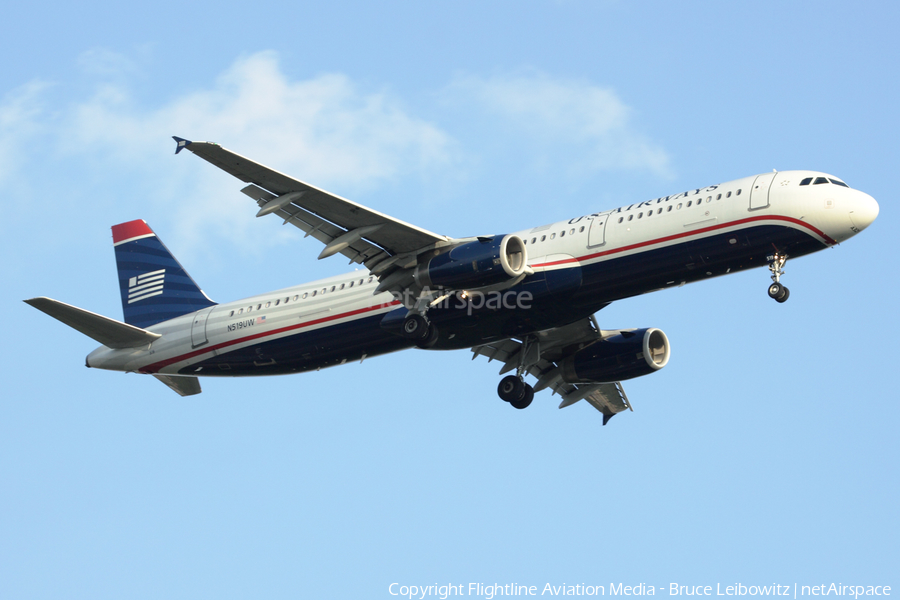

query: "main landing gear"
left=495, top=336, right=538, bottom=410
left=401, top=313, right=439, bottom=349
left=497, top=375, right=534, bottom=410
left=767, top=252, right=790, bottom=303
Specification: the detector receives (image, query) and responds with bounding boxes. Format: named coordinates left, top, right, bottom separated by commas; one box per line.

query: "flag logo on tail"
left=128, top=269, right=166, bottom=304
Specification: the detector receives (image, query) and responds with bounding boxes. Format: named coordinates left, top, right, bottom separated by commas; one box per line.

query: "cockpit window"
left=801, top=176, right=849, bottom=188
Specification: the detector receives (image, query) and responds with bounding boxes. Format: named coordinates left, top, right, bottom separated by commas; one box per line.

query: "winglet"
left=602, top=412, right=615, bottom=426
left=172, top=136, right=192, bottom=154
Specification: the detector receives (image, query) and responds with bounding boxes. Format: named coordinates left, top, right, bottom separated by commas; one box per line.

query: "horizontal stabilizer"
left=24, top=297, right=161, bottom=349
left=153, top=374, right=202, bottom=396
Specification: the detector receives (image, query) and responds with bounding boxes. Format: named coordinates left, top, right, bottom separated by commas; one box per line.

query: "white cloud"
left=0, top=80, right=52, bottom=186
left=446, top=71, right=671, bottom=178
left=58, top=50, right=458, bottom=261
left=3, top=54, right=671, bottom=268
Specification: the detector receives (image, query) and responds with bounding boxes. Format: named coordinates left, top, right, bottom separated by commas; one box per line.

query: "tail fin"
left=112, top=220, right=215, bottom=328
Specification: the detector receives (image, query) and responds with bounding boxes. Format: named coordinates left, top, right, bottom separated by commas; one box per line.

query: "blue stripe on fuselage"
left=181, top=223, right=826, bottom=374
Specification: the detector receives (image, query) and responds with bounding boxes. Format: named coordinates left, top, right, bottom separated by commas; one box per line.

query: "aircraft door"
left=587, top=212, right=612, bottom=247
left=749, top=172, right=776, bottom=210
left=191, top=306, right=214, bottom=348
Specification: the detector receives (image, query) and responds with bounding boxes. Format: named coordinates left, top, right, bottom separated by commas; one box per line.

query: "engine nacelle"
left=415, top=234, right=527, bottom=290
left=560, top=328, right=670, bottom=383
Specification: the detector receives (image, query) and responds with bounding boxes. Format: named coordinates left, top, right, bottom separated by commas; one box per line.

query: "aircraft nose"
left=849, top=191, right=879, bottom=233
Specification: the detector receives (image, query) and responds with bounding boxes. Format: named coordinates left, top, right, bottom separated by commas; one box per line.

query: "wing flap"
left=471, top=316, right=632, bottom=424
left=177, top=138, right=450, bottom=256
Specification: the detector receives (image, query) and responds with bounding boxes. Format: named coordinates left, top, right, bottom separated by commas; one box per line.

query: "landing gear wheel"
left=415, top=323, right=440, bottom=349
left=497, top=375, right=525, bottom=402
left=401, top=314, right=430, bottom=342
left=767, top=282, right=789, bottom=302
left=510, top=384, right=534, bottom=410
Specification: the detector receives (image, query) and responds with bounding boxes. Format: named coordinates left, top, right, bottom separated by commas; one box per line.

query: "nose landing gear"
left=767, top=252, right=790, bottom=303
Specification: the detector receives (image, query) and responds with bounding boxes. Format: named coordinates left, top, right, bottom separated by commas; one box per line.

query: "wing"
left=472, top=316, right=633, bottom=425
left=173, top=137, right=453, bottom=272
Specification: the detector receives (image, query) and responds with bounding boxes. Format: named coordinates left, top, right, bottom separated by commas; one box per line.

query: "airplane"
left=25, top=137, right=880, bottom=424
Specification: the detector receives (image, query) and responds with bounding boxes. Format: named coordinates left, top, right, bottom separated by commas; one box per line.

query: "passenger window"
left=531, top=237, right=536, bottom=244
left=569, top=228, right=575, bottom=235
left=230, top=310, right=234, bottom=317
left=657, top=208, right=662, bottom=214
left=368, top=277, right=374, bottom=283
left=814, top=177, right=829, bottom=184
left=349, top=281, right=354, bottom=287
left=284, top=297, right=289, bottom=303
left=686, top=201, right=692, bottom=207
left=293, top=295, right=299, bottom=301
left=579, top=226, right=585, bottom=232
left=359, top=279, right=364, bottom=285
left=302, top=292, right=308, bottom=299
left=667, top=206, right=673, bottom=212
left=736, top=189, right=741, bottom=195
left=266, top=301, right=271, bottom=308
left=340, top=283, right=345, bottom=290
left=800, top=177, right=812, bottom=185
left=677, top=203, right=682, bottom=209
left=238, top=308, right=244, bottom=314
left=550, top=233, right=556, bottom=239
left=312, top=290, right=317, bottom=297
left=247, top=306, right=253, bottom=312
left=275, top=299, right=280, bottom=306
left=541, top=235, right=546, bottom=242
left=330, top=286, right=336, bottom=292
left=717, top=194, right=722, bottom=200
left=726, top=191, right=732, bottom=198
left=638, top=212, right=643, bottom=219
left=628, top=214, right=634, bottom=221
left=559, top=231, right=565, bottom=237
left=618, top=217, right=624, bottom=223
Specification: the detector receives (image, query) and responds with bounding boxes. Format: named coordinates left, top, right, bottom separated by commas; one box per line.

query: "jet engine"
left=414, top=234, right=527, bottom=290
left=560, top=328, right=670, bottom=383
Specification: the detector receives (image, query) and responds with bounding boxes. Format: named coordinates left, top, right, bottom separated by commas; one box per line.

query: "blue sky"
left=2, top=1, right=897, bottom=598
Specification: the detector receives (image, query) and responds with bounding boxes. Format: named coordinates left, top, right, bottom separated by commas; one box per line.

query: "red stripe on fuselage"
left=139, top=300, right=401, bottom=374
left=140, top=215, right=832, bottom=373
left=532, top=215, right=835, bottom=268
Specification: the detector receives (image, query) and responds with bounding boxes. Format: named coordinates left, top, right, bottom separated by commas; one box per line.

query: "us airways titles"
left=567, top=185, right=721, bottom=224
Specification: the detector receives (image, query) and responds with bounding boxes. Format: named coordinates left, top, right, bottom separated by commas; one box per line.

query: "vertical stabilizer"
left=112, top=220, right=215, bottom=328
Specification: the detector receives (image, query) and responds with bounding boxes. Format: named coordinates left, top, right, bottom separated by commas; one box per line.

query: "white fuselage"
left=87, top=170, right=878, bottom=377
